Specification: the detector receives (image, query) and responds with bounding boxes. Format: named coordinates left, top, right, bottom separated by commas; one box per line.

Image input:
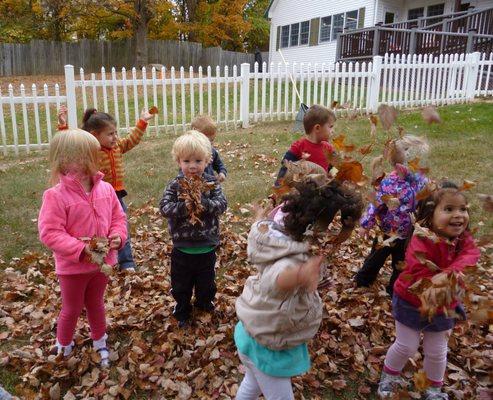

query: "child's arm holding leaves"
left=159, top=180, right=188, bottom=219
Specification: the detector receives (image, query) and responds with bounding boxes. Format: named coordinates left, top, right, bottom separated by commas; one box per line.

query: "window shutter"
left=358, top=8, right=366, bottom=28
left=276, top=26, right=281, bottom=50
left=309, top=18, right=320, bottom=46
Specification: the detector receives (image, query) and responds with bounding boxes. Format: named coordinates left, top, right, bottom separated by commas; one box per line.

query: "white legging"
left=236, top=353, right=294, bottom=400
left=384, top=321, right=451, bottom=384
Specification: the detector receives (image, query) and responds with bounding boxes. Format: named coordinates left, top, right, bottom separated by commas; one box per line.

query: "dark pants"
left=117, top=195, right=136, bottom=270
left=355, top=236, right=407, bottom=296
left=170, top=247, right=217, bottom=321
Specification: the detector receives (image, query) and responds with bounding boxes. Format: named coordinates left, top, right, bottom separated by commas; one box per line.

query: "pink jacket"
left=38, top=172, right=127, bottom=275
left=394, top=231, right=480, bottom=309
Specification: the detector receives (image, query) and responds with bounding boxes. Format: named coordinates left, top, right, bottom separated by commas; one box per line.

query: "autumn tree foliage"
left=0, top=0, right=270, bottom=65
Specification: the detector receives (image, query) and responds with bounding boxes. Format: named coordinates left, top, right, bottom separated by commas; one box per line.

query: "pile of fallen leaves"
left=0, top=201, right=491, bottom=400
left=1, top=105, right=492, bottom=399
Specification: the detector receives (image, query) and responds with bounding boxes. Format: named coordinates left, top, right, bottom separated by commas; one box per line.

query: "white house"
left=265, top=0, right=493, bottom=66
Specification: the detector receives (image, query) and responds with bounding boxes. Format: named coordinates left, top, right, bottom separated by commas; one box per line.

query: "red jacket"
left=38, top=172, right=127, bottom=275
left=394, top=231, right=480, bottom=308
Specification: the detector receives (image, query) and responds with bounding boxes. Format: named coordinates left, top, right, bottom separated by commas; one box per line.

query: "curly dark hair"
left=81, top=108, right=116, bottom=133
left=281, top=180, right=363, bottom=242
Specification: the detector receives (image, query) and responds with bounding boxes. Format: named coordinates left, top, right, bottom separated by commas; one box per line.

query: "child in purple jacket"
left=355, top=135, right=429, bottom=295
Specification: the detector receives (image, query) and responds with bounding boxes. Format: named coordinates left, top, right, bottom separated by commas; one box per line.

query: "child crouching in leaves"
left=159, top=130, right=227, bottom=328
left=377, top=181, right=480, bottom=399
left=234, top=179, right=363, bottom=399
left=355, top=135, right=430, bottom=295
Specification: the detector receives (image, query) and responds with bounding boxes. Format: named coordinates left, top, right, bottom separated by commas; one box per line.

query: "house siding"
left=268, top=0, right=375, bottom=67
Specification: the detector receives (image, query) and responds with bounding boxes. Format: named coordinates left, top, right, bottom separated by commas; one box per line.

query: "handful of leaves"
left=408, top=271, right=464, bottom=321
left=81, top=236, right=113, bottom=276
left=178, top=175, right=216, bottom=226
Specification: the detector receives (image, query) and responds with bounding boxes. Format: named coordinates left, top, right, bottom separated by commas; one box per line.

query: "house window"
left=332, top=13, right=344, bottom=40
left=319, top=16, right=332, bottom=42
left=300, top=21, right=310, bottom=45
left=408, top=7, right=424, bottom=21
left=290, top=23, right=299, bottom=46
left=427, top=3, right=445, bottom=17
left=345, top=10, right=358, bottom=31
left=281, top=25, right=290, bottom=48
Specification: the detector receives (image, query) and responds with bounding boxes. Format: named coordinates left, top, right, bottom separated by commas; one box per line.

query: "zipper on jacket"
left=108, top=151, right=117, bottom=189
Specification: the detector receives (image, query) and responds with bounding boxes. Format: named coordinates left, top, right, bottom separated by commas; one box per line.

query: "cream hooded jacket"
left=236, top=220, right=323, bottom=350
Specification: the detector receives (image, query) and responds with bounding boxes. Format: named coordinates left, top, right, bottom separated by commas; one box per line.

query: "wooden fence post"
left=368, top=55, right=383, bottom=112
left=240, top=63, right=250, bottom=128
left=465, top=52, right=481, bottom=100
left=64, top=65, right=78, bottom=128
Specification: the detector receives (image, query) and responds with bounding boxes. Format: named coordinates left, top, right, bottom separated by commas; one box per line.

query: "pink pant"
left=57, top=271, right=108, bottom=345
left=384, top=321, right=451, bottom=386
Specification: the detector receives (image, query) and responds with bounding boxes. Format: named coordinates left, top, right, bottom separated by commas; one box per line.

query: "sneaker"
left=178, top=320, right=190, bottom=328
left=93, top=333, right=109, bottom=368
left=424, top=387, right=449, bottom=400
left=377, top=371, right=405, bottom=398
left=50, top=340, right=74, bottom=357
left=195, top=302, right=215, bottom=313
left=121, top=266, right=136, bottom=273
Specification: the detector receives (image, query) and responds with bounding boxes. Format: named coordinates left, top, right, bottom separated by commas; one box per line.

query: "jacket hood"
left=247, top=220, right=309, bottom=266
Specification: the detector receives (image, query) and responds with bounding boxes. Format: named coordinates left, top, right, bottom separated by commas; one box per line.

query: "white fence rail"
left=1, top=52, right=492, bottom=156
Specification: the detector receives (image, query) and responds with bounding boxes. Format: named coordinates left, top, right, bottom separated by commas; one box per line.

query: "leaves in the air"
left=377, top=104, right=398, bottom=131
left=459, top=179, right=476, bottom=192
left=332, top=134, right=356, bottom=153
left=477, top=194, right=493, bottom=212
left=422, top=106, right=441, bottom=124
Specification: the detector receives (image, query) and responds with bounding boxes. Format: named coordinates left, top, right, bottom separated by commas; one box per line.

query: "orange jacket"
left=98, top=119, right=148, bottom=192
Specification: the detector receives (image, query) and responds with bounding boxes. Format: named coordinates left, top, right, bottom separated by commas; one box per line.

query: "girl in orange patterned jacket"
left=59, top=106, right=153, bottom=271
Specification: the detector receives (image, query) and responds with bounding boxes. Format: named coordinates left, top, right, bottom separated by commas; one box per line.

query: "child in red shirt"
left=275, top=105, right=336, bottom=185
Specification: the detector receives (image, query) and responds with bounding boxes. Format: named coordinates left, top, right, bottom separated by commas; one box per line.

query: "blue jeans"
left=117, top=196, right=136, bottom=270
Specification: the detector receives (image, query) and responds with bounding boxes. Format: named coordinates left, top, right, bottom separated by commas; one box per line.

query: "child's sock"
left=55, top=339, right=74, bottom=357
left=93, top=333, right=109, bottom=367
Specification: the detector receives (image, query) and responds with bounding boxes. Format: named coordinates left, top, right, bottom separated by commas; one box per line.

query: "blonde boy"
left=159, top=130, right=227, bottom=327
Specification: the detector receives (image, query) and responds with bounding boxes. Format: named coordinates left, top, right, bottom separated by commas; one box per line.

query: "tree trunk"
left=134, top=0, right=151, bottom=67
left=184, top=0, right=199, bottom=41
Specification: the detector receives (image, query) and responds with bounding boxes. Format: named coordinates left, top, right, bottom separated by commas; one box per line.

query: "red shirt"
left=289, top=138, right=335, bottom=171
left=394, top=231, right=480, bottom=309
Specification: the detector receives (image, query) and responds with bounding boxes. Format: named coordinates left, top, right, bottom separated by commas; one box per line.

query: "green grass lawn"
left=1, top=101, right=492, bottom=261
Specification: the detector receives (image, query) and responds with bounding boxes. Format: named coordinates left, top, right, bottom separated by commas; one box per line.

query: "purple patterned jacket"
left=360, top=169, right=427, bottom=238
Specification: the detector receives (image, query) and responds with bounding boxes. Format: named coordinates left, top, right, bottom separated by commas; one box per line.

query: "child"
left=355, top=135, right=430, bottom=295
left=275, top=105, right=336, bottom=185
left=79, top=107, right=153, bottom=271
left=235, top=179, right=363, bottom=399
left=38, top=129, right=127, bottom=367
left=159, top=130, right=227, bottom=328
left=377, top=181, right=480, bottom=399
left=191, top=115, right=227, bottom=182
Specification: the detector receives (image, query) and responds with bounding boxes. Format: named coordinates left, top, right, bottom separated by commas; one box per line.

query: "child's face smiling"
left=178, top=153, right=207, bottom=178
left=431, top=192, right=469, bottom=239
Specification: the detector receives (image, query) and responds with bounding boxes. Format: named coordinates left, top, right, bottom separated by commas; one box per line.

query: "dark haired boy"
left=275, top=105, right=336, bottom=185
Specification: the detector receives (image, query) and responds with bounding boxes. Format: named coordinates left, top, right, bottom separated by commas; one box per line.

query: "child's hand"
left=298, top=255, right=323, bottom=292
left=140, top=109, right=154, bottom=122
left=218, top=173, right=226, bottom=183
left=109, top=234, right=122, bottom=250
left=58, top=105, right=68, bottom=129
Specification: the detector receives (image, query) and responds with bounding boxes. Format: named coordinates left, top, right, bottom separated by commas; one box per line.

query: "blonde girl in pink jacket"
left=38, top=129, right=127, bottom=367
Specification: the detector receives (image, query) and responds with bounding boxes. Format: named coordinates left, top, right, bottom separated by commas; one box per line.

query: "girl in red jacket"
left=38, top=129, right=127, bottom=367
left=378, top=181, right=480, bottom=399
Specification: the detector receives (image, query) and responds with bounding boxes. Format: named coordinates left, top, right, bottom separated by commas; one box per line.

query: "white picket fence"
left=1, top=52, right=492, bottom=156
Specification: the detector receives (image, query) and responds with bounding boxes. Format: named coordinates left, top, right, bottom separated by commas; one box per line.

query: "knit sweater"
left=98, top=119, right=148, bottom=193
left=159, top=173, right=227, bottom=247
